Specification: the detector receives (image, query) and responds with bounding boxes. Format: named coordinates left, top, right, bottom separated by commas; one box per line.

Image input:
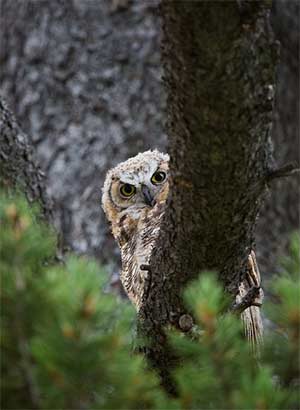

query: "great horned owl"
left=102, top=150, right=169, bottom=310
left=102, top=150, right=263, bottom=343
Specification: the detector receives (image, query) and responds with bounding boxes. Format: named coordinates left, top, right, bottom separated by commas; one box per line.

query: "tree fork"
left=138, top=1, right=279, bottom=392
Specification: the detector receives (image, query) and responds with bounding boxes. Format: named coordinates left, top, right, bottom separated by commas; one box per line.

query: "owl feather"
left=102, top=150, right=169, bottom=309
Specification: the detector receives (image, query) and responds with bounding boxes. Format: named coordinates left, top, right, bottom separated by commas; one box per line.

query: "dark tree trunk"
left=0, top=98, right=52, bottom=220
left=138, top=0, right=280, bottom=392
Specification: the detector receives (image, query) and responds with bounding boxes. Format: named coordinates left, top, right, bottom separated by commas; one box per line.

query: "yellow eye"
left=151, top=171, right=166, bottom=185
left=120, top=183, right=136, bottom=198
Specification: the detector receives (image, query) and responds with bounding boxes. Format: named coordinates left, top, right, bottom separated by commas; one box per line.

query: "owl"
left=102, top=149, right=263, bottom=345
left=102, top=150, right=169, bottom=310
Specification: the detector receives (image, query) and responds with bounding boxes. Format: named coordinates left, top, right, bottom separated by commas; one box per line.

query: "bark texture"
left=138, top=1, right=278, bottom=390
left=0, top=0, right=298, bottom=279
left=0, top=0, right=166, bottom=268
left=0, top=98, right=52, bottom=220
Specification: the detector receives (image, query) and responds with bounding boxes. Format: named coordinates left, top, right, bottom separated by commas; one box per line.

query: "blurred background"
left=1, top=0, right=299, bottom=278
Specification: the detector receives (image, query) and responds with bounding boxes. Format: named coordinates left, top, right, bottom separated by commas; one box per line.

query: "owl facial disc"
left=102, top=149, right=170, bottom=222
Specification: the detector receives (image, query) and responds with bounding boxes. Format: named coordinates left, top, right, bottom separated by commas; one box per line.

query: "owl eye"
left=151, top=171, right=166, bottom=185
left=120, top=183, right=136, bottom=198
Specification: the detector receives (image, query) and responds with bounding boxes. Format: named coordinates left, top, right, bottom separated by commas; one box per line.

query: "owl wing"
left=239, top=251, right=264, bottom=349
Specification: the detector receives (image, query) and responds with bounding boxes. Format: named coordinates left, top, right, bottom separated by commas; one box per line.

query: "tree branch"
left=266, top=162, right=300, bottom=182
left=231, top=286, right=262, bottom=315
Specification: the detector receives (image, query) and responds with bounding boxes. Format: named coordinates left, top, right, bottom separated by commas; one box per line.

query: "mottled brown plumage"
left=240, top=251, right=264, bottom=347
left=102, top=150, right=169, bottom=309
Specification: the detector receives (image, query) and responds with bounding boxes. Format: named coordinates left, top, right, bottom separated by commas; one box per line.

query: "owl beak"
left=141, top=184, right=155, bottom=207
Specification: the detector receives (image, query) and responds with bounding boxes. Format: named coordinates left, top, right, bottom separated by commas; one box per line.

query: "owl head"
left=102, top=150, right=169, bottom=223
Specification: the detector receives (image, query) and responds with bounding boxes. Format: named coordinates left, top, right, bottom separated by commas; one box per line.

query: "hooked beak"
left=141, top=184, right=155, bottom=207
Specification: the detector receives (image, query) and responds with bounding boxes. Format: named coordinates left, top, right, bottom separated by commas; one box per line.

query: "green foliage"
left=1, top=190, right=299, bottom=409
left=262, top=232, right=300, bottom=407
left=0, top=191, right=168, bottom=409
left=172, top=272, right=294, bottom=410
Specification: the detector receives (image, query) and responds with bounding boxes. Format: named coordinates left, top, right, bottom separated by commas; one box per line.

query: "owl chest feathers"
left=114, top=204, right=164, bottom=309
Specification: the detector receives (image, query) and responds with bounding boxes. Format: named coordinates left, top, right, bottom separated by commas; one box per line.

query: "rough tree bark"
left=138, top=1, right=282, bottom=392
left=0, top=0, right=165, bottom=269
left=0, top=99, right=52, bottom=220
left=0, top=0, right=298, bottom=279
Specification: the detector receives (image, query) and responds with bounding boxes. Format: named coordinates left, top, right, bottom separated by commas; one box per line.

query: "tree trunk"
left=0, top=98, right=52, bottom=220
left=138, top=0, right=279, bottom=392
left=0, top=0, right=298, bottom=279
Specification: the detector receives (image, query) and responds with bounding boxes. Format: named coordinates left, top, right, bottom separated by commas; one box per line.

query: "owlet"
left=102, top=150, right=169, bottom=310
